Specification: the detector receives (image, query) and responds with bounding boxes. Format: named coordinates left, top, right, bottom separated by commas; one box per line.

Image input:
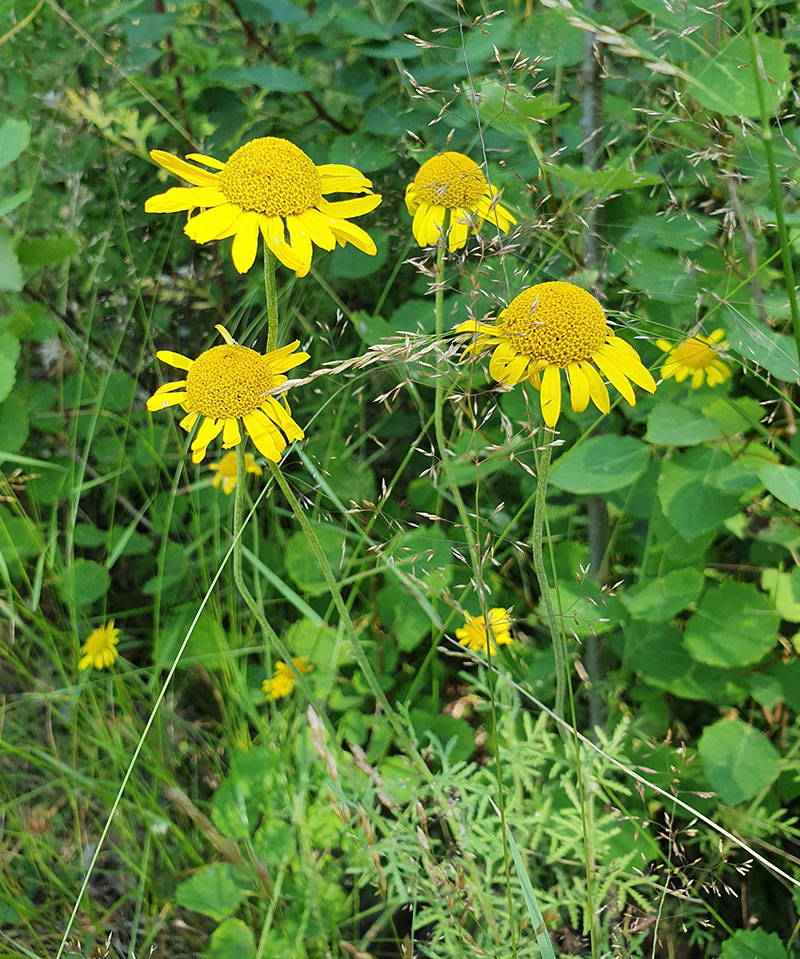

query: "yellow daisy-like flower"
left=208, top=450, right=263, bottom=495
left=79, top=620, right=120, bottom=671
left=263, top=657, right=313, bottom=700
left=146, top=324, right=308, bottom=464
left=457, top=281, right=657, bottom=428
left=405, top=151, right=516, bottom=252
left=456, top=608, right=513, bottom=656
left=656, top=329, right=731, bottom=388
left=144, top=137, right=382, bottom=276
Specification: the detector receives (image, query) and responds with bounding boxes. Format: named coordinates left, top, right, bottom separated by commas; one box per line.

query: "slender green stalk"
left=531, top=440, right=568, bottom=723
left=742, top=0, right=800, bottom=361
left=233, top=444, right=320, bottom=711
left=264, top=247, right=279, bottom=353
left=268, top=461, right=430, bottom=775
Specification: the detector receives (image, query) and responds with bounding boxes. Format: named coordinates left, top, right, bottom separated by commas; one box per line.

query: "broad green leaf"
left=0, top=394, right=29, bottom=456
left=759, top=463, right=800, bottom=509
left=550, top=436, right=649, bottom=494
left=378, top=583, right=431, bottom=652
left=252, top=821, right=295, bottom=867
left=719, top=930, right=786, bottom=959
left=698, top=717, right=779, bottom=805
left=726, top=311, right=799, bottom=382
left=386, top=524, right=454, bottom=596
left=625, top=624, right=748, bottom=704
left=0, top=231, right=23, bottom=292
left=0, top=334, right=20, bottom=404
left=209, top=64, right=312, bottom=93
left=683, top=581, right=779, bottom=667
left=330, top=229, right=389, bottom=279
left=175, top=863, right=251, bottom=921
left=687, top=35, right=790, bottom=119
left=410, top=711, right=474, bottom=763
left=205, top=918, right=256, bottom=959
left=351, top=310, right=394, bottom=346
left=285, top=617, right=352, bottom=667
left=240, top=0, right=305, bottom=23
left=548, top=163, right=660, bottom=198
left=58, top=559, right=110, bottom=607
left=658, top=447, right=740, bottom=539
left=124, top=12, right=178, bottom=46
left=645, top=403, right=723, bottom=446
left=761, top=568, right=800, bottom=622
left=621, top=568, right=704, bottom=622
left=0, top=189, right=32, bottom=217
left=17, top=235, right=79, bottom=267
left=284, top=526, right=348, bottom=594
left=0, top=119, right=30, bottom=170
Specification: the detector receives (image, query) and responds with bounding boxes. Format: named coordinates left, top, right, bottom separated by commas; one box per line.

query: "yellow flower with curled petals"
left=457, top=281, right=656, bottom=428
left=209, top=450, right=263, bottom=495
left=145, top=137, right=382, bottom=276
left=79, top=620, right=120, bottom=671
left=263, top=658, right=312, bottom=700
left=656, top=329, right=731, bottom=389
left=405, top=151, right=516, bottom=252
left=146, top=325, right=308, bottom=464
left=456, top=608, right=513, bottom=656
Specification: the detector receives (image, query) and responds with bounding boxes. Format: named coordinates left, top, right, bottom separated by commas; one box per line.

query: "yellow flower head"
left=405, top=151, right=516, bottom=252
left=146, top=324, right=308, bottom=464
left=263, top=657, right=313, bottom=700
left=145, top=137, right=382, bottom=276
left=656, top=329, right=731, bottom=388
left=457, top=281, right=657, bottom=428
left=456, top=608, right=513, bottom=656
left=79, top=620, right=120, bottom=671
left=208, top=450, right=263, bottom=495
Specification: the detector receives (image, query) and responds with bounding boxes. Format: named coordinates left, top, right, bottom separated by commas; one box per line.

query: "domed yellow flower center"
left=218, top=137, right=322, bottom=216
left=670, top=337, right=718, bottom=369
left=186, top=344, right=275, bottom=419
left=413, top=152, right=488, bottom=208
left=499, top=282, right=609, bottom=366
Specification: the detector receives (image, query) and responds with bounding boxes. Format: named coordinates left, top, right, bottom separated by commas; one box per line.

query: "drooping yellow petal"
left=691, top=368, right=704, bottom=389
left=156, top=350, right=194, bottom=371
left=192, top=416, right=224, bottom=452
left=264, top=396, right=304, bottom=442
left=243, top=411, right=283, bottom=462
left=184, top=204, right=242, bottom=243
left=583, top=363, right=610, bottom=414
left=539, top=365, right=562, bottom=427
left=405, top=182, right=421, bottom=216
left=184, top=152, right=226, bottom=170
left=296, top=209, right=336, bottom=251
left=328, top=218, right=377, bottom=255
left=179, top=410, right=200, bottom=432
left=448, top=208, right=470, bottom=251
left=259, top=215, right=305, bottom=272
left=147, top=390, right=188, bottom=411
left=286, top=215, right=313, bottom=277
left=230, top=211, right=260, bottom=274
left=593, top=351, right=636, bottom=405
left=145, top=187, right=227, bottom=214
left=597, top=342, right=657, bottom=393
left=149, top=150, right=221, bottom=187
left=567, top=363, right=590, bottom=413
left=317, top=194, right=382, bottom=218
left=222, top=417, right=242, bottom=448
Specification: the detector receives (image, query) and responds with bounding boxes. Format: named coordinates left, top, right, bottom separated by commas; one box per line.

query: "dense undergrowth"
left=3, top=0, right=800, bottom=956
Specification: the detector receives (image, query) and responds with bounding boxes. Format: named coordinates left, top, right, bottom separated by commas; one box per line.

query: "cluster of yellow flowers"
left=79, top=135, right=732, bottom=676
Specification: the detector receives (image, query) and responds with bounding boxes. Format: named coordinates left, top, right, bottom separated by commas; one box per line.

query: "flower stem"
left=264, top=246, right=279, bottom=353
left=232, top=444, right=318, bottom=707
left=268, top=462, right=429, bottom=773
left=531, top=440, right=568, bottom=724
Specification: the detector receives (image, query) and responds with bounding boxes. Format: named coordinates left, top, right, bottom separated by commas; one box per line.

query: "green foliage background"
left=3, top=0, right=800, bottom=956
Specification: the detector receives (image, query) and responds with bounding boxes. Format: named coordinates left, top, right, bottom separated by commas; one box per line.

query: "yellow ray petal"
left=185, top=152, right=226, bottom=170
left=540, top=365, right=562, bottom=427
left=286, top=215, right=313, bottom=277
left=259, top=215, right=305, bottom=272
left=691, top=369, right=704, bottom=389
left=583, top=363, right=610, bottom=414
left=222, top=417, right=242, bottom=448
left=156, top=350, right=193, bottom=371
left=448, top=208, right=470, bottom=251
left=405, top=182, right=421, bottom=216
left=296, top=209, right=336, bottom=251
left=145, top=186, right=227, bottom=214
left=567, top=363, right=590, bottom=413
left=149, top=150, right=220, bottom=187
left=179, top=410, right=200, bottom=432
left=184, top=204, right=242, bottom=243
left=593, top=351, right=636, bottom=405
left=317, top=194, right=382, bottom=218
left=264, top=396, right=304, bottom=442
left=147, top=390, right=188, bottom=411
left=230, top=211, right=260, bottom=274
left=192, top=417, right=224, bottom=452
left=598, top=342, right=656, bottom=393
left=243, top=411, right=283, bottom=462
left=328, top=218, right=377, bottom=255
